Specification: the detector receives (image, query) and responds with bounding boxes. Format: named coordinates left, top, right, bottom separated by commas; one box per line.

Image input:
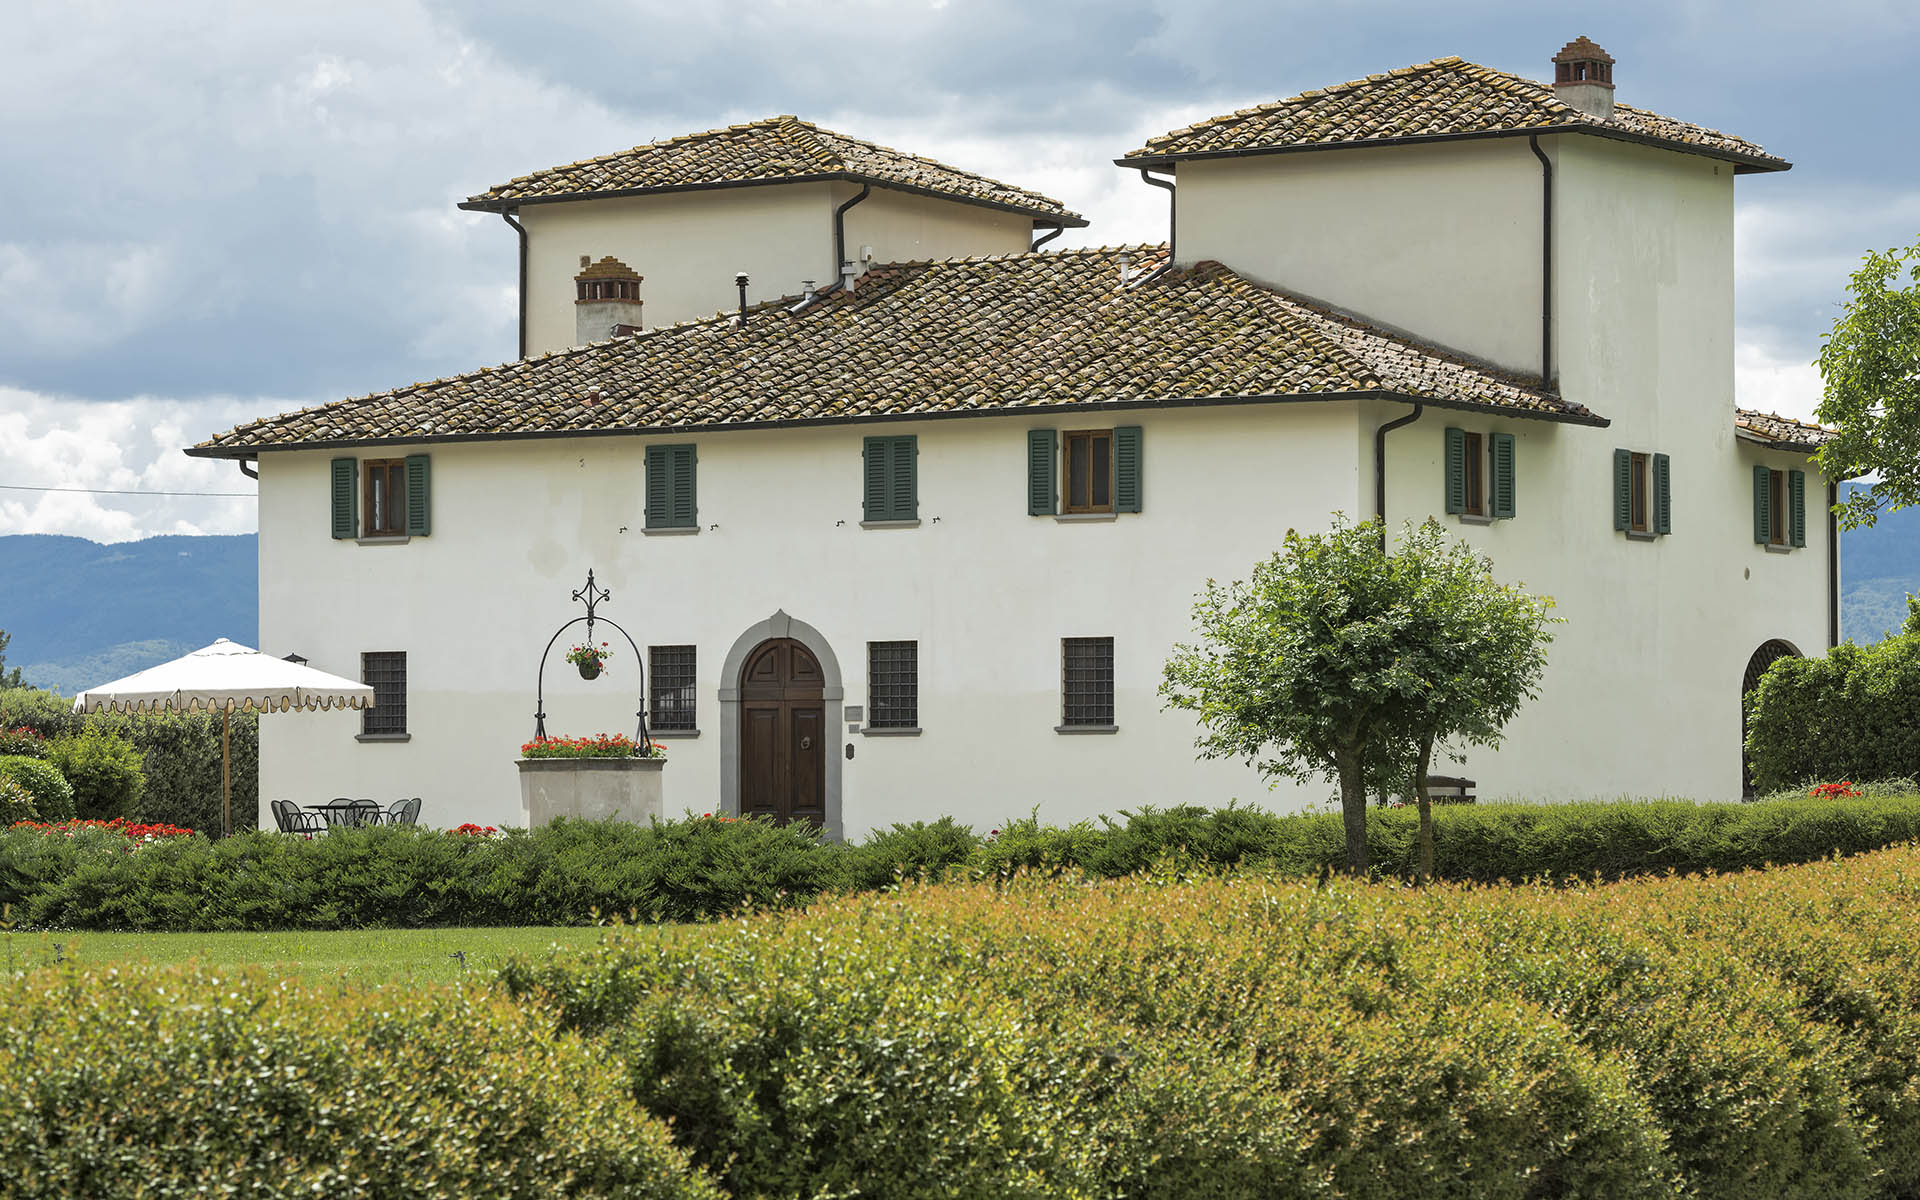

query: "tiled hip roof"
left=1736, top=409, right=1835, bottom=453
left=1124, top=57, right=1787, bottom=172
left=191, top=245, right=1602, bottom=457
left=461, top=114, right=1086, bottom=226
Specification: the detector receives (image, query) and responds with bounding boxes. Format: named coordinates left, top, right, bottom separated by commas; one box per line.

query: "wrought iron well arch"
left=532, top=568, right=650, bottom=746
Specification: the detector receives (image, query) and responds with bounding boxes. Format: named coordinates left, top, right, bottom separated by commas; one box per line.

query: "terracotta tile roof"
left=1125, top=56, right=1787, bottom=172
left=1736, top=409, right=1833, bottom=453
left=461, top=115, right=1086, bottom=225
left=190, top=246, right=1601, bottom=456
left=575, top=256, right=640, bottom=281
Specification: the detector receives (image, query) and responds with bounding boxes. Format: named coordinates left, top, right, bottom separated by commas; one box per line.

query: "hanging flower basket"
left=564, top=641, right=613, bottom=680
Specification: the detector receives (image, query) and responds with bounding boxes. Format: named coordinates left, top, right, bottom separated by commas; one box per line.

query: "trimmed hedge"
left=1747, top=634, right=1920, bottom=792
left=0, top=969, right=719, bottom=1198
left=0, top=757, right=73, bottom=822
left=45, top=726, right=145, bottom=820
left=493, top=847, right=1920, bottom=1199
left=10, top=797, right=1920, bottom=931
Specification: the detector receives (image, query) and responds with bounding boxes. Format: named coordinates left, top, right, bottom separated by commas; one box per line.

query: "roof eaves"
left=1117, top=125, right=1790, bottom=174
left=183, top=387, right=1607, bottom=460
left=459, top=172, right=1091, bottom=226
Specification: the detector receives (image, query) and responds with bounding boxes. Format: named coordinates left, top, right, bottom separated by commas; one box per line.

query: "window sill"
left=859, top=519, right=921, bottom=529
left=1456, top=513, right=1495, bottom=526
left=1764, top=543, right=1795, bottom=555
left=354, top=733, right=411, bottom=743
left=649, top=728, right=701, bottom=738
left=354, top=535, right=412, bottom=546
left=1053, top=513, right=1117, bottom=523
left=861, top=726, right=922, bottom=737
left=1624, top=530, right=1658, bottom=542
left=1055, top=724, right=1119, bottom=735
left=642, top=526, right=699, bottom=536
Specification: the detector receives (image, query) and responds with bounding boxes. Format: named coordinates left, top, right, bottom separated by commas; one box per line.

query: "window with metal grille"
left=1061, top=637, right=1115, bottom=727
left=867, top=641, right=918, bottom=729
left=648, top=645, right=697, bottom=731
left=361, top=651, right=407, bottom=736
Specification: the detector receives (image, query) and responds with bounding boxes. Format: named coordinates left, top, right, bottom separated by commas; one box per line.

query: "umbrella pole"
left=222, top=704, right=231, bottom=840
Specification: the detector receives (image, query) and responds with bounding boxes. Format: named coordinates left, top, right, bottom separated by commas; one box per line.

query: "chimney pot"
left=572, top=255, right=644, bottom=345
left=1551, top=36, right=1616, bottom=119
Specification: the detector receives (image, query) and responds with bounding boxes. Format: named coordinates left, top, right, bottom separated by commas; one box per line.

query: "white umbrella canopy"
left=72, top=639, right=375, bottom=836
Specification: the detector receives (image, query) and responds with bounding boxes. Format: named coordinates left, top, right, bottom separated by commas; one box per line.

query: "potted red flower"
left=564, top=640, right=613, bottom=680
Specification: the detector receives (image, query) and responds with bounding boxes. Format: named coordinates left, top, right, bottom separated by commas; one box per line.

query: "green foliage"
left=1162, top=516, right=1555, bottom=873
left=0, top=756, right=74, bottom=822
left=0, top=777, right=37, bottom=825
left=45, top=726, right=146, bottom=821
left=502, top=852, right=1920, bottom=1199
left=1745, top=634, right=1920, bottom=792
left=0, top=967, right=720, bottom=1198
left=0, top=687, right=257, bottom=832
left=1816, top=238, right=1920, bottom=529
left=0, top=629, right=25, bottom=690
left=0, top=726, right=45, bottom=757
left=9, top=799, right=1920, bottom=932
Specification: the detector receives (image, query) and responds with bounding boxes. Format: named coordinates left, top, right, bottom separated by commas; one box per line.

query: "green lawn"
left=0, top=925, right=684, bottom=986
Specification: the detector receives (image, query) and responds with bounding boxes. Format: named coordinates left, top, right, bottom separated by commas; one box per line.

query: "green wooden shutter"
left=330, top=457, right=357, bottom=539
left=863, top=437, right=887, bottom=521
left=404, top=454, right=431, bottom=537
left=1788, top=469, right=1806, bottom=548
left=644, top=445, right=669, bottom=529
left=890, top=435, right=916, bottom=521
left=1114, top=425, right=1143, bottom=513
left=1027, top=430, right=1056, bottom=516
left=1652, top=453, right=1670, bottom=536
left=1753, top=464, right=1772, bottom=544
left=1489, top=433, right=1516, bottom=519
left=1613, top=449, right=1632, bottom=531
left=1444, top=428, right=1466, bottom=514
left=671, top=444, right=697, bottom=528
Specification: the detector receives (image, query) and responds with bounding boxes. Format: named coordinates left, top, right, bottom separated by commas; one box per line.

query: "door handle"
left=801, top=736, right=812, bottom=750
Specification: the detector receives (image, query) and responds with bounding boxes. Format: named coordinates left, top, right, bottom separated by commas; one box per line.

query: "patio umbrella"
left=72, top=639, right=374, bottom=838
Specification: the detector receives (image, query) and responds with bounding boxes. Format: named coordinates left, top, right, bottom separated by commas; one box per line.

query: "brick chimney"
left=574, top=255, right=644, bottom=344
left=1552, top=37, right=1615, bottom=120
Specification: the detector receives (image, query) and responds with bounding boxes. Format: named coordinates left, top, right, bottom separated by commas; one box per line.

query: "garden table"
left=314, top=798, right=383, bottom=828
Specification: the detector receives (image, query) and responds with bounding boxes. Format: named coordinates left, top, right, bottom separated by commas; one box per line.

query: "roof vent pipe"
left=735, top=272, right=749, bottom=322
left=1117, top=251, right=1132, bottom=287
left=840, top=259, right=859, bottom=293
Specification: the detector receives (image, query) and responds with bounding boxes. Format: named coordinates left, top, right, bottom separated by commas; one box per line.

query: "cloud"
left=0, top=387, right=268, bottom=542
left=1, top=0, right=1914, bottom=539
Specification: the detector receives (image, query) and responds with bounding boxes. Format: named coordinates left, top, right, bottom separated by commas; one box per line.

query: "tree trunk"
left=1415, top=732, right=1436, bottom=887
left=1336, top=752, right=1369, bottom=876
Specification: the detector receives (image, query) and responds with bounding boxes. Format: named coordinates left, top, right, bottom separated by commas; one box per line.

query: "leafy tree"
left=1816, top=238, right=1920, bottom=529
left=1161, top=516, right=1556, bottom=875
left=1366, top=522, right=1559, bottom=883
left=0, top=630, right=26, bottom=690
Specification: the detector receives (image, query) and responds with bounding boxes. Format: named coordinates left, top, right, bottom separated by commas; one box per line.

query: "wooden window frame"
left=1462, top=431, right=1485, bottom=517
left=1062, top=429, right=1115, bottom=515
left=363, top=458, right=406, bottom=538
left=1767, top=469, right=1787, bottom=547
left=1628, top=452, right=1650, bottom=534
left=866, top=641, right=919, bottom=730
left=360, top=651, right=407, bottom=737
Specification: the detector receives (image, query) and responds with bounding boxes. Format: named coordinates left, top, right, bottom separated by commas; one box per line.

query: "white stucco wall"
left=256, top=403, right=1370, bottom=836
left=519, top=183, right=1038, bottom=356
left=1174, top=140, right=1545, bottom=373
left=836, top=182, right=1033, bottom=267
left=520, top=185, right=835, bottom=354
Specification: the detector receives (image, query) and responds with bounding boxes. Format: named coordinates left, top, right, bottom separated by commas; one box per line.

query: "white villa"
left=192, top=39, right=1836, bottom=837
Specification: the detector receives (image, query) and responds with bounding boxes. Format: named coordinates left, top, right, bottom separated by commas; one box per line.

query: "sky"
left=2, top=0, right=1913, bottom=542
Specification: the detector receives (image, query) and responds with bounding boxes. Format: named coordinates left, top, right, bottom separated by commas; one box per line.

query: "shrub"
left=837, top=816, right=979, bottom=890
left=1747, top=635, right=1920, bottom=792
left=45, top=727, right=146, bottom=820
left=0, top=726, right=45, bottom=758
left=0, top=968, right=720, bottom=1199
left=0, top=777, right=37, bottom=826
left=0, top=756, right=73, bottom=822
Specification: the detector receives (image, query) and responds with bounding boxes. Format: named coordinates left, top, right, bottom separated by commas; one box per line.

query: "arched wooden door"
left=739, top=638, right=827, bottom=826
left=1741, top=639, right=1801, bottom=798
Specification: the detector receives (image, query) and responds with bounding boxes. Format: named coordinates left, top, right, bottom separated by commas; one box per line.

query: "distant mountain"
left=0, top=534, right=257, bottom=695
left=1840, top=482, right=1920, bottom=643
